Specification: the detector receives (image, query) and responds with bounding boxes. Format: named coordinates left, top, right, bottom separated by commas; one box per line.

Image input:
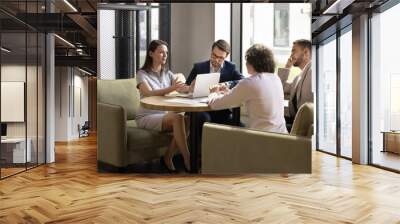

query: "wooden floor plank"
left=0, top=135, right=400, bottom=223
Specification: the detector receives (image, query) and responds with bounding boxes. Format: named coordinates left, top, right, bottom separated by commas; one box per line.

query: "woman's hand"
left=176, top=84, right=190, bottom=93
left=171, top=77, right=186, bottom=92
left=174, top=73, right=186, bottom=83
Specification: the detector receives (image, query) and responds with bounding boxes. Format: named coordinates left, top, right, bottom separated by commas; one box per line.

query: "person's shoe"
left=184, top=161, right=191, bottom=173
left=160, top=156, right=177, bottom=173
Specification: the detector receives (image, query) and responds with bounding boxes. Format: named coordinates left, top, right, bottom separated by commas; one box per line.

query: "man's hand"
left=189, top=79, right=196, bottom=93
left=285, top=56, right=294, bottom=69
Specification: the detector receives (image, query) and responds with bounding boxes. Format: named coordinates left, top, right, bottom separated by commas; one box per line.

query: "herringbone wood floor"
left=1, top=135, right=400, bottom=223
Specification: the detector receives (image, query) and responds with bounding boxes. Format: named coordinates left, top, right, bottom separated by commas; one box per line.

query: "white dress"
left=135, top=69, right=174, bottom=131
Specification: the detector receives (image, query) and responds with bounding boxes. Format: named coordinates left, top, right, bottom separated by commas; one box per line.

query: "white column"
left=46, top=32, right=55, bottom=163
left=98, top=10, right=116, bottom=80
left=231, top=3, right=242, bottom=72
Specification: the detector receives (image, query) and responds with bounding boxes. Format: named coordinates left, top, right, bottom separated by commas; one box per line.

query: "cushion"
left=97, top=78, right=140, bottom=120
left=290, top=103, right=314, bottom=137
left=126, top=120, right=138, bottom=128
left=126, top=127, right=171, bottom=151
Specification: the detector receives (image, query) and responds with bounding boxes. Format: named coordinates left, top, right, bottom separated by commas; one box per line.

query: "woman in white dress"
left=208, top=44, right=288, bottom=134
left=136, top=40, right=190, bottom=172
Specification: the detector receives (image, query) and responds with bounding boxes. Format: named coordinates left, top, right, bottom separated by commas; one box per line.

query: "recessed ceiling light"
left=1, top=47, right=11, bottom=53
left=323, top=0, right=354, bottom=15
left=54, top=34, right=75, bottom=48
left=63, top=0, right=78, bottom=12
left=78, top=67, right=93, bottom=76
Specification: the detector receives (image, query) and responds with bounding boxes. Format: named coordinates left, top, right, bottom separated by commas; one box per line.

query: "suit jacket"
left=278, top=63, right=313, bottom=118
left=185, top=60, right=243, bottom=88
left=186, top=60, right=243, bottom=123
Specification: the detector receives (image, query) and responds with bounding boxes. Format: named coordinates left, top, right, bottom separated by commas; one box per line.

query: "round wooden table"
left=140, top=96, right=212, bottom=173
left=140, top=96, right=210, bottom=112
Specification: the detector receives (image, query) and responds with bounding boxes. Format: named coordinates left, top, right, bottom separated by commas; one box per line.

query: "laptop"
left=175, top=72, right=221, bottom=99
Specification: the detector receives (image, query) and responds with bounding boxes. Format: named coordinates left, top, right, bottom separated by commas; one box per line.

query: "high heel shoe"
left=160, top=156, right=177, bottom=173
left=184, top=162, right=191, bottom=173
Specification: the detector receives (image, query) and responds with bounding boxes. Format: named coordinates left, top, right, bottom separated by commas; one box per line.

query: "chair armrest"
left=201, top=123, right=311, bottom=174
left=97, top=102, right=128, bottom=167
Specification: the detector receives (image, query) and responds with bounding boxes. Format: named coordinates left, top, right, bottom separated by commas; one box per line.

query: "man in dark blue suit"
left=185, top=39, right=244, bottom=125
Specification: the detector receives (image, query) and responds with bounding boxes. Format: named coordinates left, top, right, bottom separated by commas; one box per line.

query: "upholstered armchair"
left=201, top=103, right=314, bottom=174
left=97, top=78, right=171, bottom=172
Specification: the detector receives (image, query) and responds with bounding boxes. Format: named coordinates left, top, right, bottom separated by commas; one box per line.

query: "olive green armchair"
left=97, top=78, right=171, bottom=172
left=201, top=103, right=314, bottom=174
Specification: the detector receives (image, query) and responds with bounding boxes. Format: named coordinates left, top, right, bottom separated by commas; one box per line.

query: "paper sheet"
left=164, top=98, right=207, bottom=105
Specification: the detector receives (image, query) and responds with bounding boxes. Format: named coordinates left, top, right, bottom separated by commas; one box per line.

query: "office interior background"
left=0, top=0, right=399, bottom=222
left=1, top=0, right=399, bottom=179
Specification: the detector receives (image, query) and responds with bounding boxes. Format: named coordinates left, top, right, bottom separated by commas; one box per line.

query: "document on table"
left=164, top=98, right=208, bottom=105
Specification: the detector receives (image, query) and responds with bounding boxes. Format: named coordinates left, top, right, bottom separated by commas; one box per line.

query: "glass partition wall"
left=370, top=2, right=400, bottom=171
left=317, top=35, right=337, bottom=155
left=316, top=24, right=352, bottom=159
left=0, top=1, right=46, bottom=179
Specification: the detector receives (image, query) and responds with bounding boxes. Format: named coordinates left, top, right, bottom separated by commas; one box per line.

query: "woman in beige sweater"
left=208, top=44, right=287, bottom=134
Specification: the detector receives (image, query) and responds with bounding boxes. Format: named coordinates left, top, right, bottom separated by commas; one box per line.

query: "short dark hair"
left=141, top=39, right=168, bottom=72
left=245, top=44, right=275, bottom=73
left=293, top=39, right=312, bottom=51
left=211, top=39, right=230, bottom=54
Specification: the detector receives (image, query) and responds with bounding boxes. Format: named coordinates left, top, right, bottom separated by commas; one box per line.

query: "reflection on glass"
left=27, top=32, right=38, bottom=169
left=139, top=10, right=147, bottom=68
left=317, top=37, right=337, bottom=154
left=38, top=33, right=46, bottom=165
left=241, top=3, right=311, bottom=78
left=274, top=4, right=289, bottom=47
left=340, top=29, right=352, bottom=158
left=151, top=3, right=159, bottom=41
left=371, top=3, right=400, bottom=171
left=1, top=31, right=27, bottom=177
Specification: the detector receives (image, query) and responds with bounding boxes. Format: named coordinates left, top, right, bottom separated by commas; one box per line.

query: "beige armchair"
left=201, top=103, right=313, bottom=174
left=97, top=78, right=171, bottom=172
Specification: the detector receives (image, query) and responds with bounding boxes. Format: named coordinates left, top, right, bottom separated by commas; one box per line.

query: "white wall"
left=171, top=3, right=215, bottom=77
left=1, top=65, right=37, bottom=137
left=55, top=67, right=89, bottom=141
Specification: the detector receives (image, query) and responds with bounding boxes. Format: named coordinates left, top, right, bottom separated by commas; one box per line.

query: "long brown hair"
left=141, top=40, right=169, bottom=73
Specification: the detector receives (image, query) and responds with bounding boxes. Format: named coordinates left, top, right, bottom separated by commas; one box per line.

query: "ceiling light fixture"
left=63, top=0, right=78, bottom=12
left=97, top=3, right=157, bottom=11
left=1, top=47, right=11, bottom=53
left=54, top=34, right=75, bottom=48
left=322, top=0, right=355, bottom=15
left=78, top=67, right=93, bottom=76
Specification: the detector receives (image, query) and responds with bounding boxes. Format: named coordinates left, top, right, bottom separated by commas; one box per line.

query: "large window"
left=242, top=3, right=311, bottom=78
left=151, top=3, right=159, bottom=41
left=215, top=3, right=231, bottom=45
left=370, top=3, right=400, bottom=171
left=340, top=27, right=352, bottom=158
left=138, top=9, right=147, bottom=69
left=317, top=36, right=337, bottom=155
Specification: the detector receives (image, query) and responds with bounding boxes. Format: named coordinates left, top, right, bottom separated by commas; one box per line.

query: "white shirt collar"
left=210, top=61, right=224, bottom=73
